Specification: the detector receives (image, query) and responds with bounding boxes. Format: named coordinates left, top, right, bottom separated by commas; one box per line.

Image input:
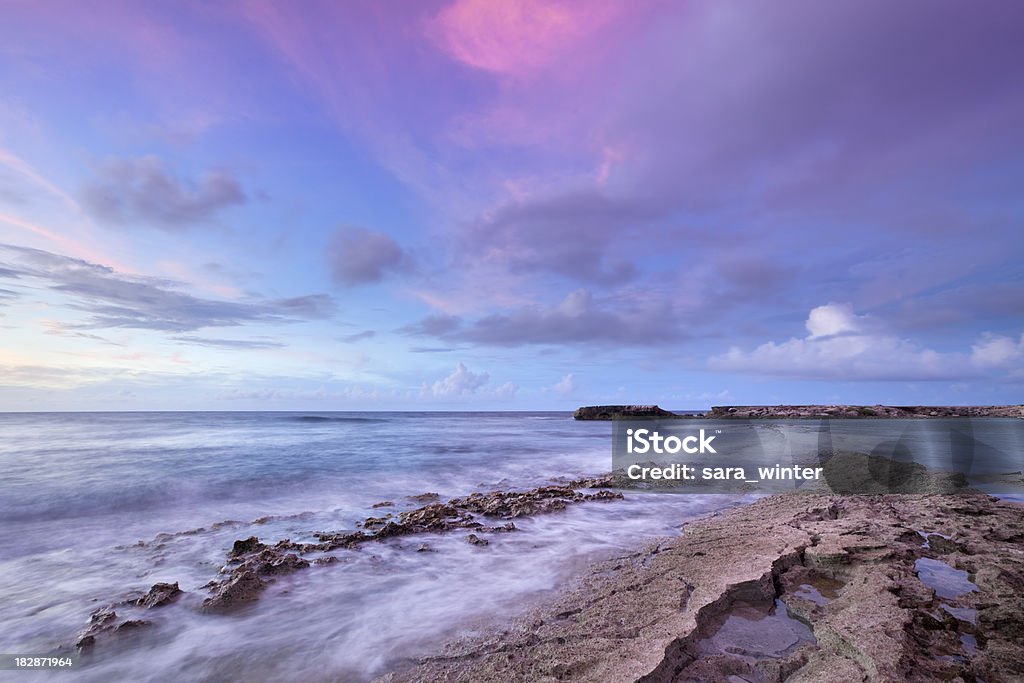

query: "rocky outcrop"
left=379, top=493, right=1024, bottom=682
left=574, top=404, right=1024, bottom=419
left=709, top=405, right=1024, bottom=418
left=573, top=405, right=679, bottom=420
left=136, top=478, right=619, bottom=618
left=75, top=580, right=182, bottom=649
left=134, top=582, right=181, bottom=609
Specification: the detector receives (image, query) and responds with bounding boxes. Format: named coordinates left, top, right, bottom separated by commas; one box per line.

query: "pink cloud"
left=428, top=0, right=622, bottom=79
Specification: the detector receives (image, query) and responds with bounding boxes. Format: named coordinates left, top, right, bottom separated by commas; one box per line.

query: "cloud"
left=708, top=303, right=1013, bottom=382
left=493, top=381, right=519, bottom=397
left=400, top=313, right=462, bottom=336
left=971, top=333, right=1024, bottom=370
left=452, top=289, right=686, bottom=346
left=428, top=0, right=621, bottom=78
left=409, top=346, right=459, bottom=353
left=0, top=244, right=335, bottom=332
left=171, top=336, right=286, bottom=350
left=81, top=156, right=245, bottom=228
left=339, top=330, right=377, bottom=343
left=805, top=303, right=866, bottom=338
left=459, top=190, right=658, bottom=285
left=328, top=226, right=410, bottom=285
left=428, top=362, right=489, bottom=396
left=549, top=373, right=576, bottom=394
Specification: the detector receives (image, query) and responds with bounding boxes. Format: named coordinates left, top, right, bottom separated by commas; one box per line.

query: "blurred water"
left=0, top=412, right=739, bottom=681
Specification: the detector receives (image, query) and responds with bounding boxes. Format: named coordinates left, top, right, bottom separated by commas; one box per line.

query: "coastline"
left=379, top=490, right=1024, bottom=682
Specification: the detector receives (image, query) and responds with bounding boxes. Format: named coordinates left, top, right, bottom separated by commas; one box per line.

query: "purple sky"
left=0, top=0, right=1022, bottom=410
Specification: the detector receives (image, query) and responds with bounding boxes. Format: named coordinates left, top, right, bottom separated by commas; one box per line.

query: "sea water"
left=0, top=412, right=738, bottom=682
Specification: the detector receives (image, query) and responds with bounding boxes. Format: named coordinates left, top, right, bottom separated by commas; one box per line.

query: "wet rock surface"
left=708, top=405, right=1024, bottom=419
left=573, top=405, right=678, bottom=420
left=379, top=492, right=1024, bottom=683
left=78, top=478, right=623, bottom=641
left=134, top=581, right=181, bottom=609
left=76, top=579, right=182, bottom=649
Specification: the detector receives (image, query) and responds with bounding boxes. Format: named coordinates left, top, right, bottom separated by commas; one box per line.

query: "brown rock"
left=135, top=581, right=182, bottom=608
left=381, top=493, right=1024, bottom=683
left=201, top=570, right=264, bottom=613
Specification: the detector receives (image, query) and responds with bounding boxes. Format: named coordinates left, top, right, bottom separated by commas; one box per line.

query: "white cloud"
left=493, top=381, right=519, bottom=397
left=805, top=302, right=864, bottom=338
left=550, top=373, right=576, bottom=394
left=429, top=362, right=490, bottom=396
left=971, top=333, right=1024, bottom=369
left=709, top=304, right=981, bottom=381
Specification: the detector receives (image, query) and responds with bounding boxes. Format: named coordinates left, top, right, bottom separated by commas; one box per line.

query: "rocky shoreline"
left=573, top=404, right=1024, bottom=420
left=379, top=491, right=1024, bottom=682
left=72, top=478, right=622, bottom=649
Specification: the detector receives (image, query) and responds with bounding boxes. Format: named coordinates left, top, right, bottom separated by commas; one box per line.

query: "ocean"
left=0, top=412, right=741, bottom=682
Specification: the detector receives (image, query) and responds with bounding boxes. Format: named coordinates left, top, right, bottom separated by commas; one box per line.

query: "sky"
left=0, top=0, right=1022, bottom=411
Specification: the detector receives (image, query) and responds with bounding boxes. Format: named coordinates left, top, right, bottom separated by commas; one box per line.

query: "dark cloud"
left=81, top=156, right=245, bottom=229
left=0, top=244, right=335, bottom=332
left=460, top=191, right=660, bottom=285
left=614, top=1, right=1024, bottom=215
left=447, top=289, right=687, bottom=347
left=328, top=226, right=409, bottom=286
left=0, top=287, right=19, bottom=300
left=339, top=330, right=376, bottom=343
left=399, top=313, right=462, bottom=336
left=171, top=336, right=286, bottom=350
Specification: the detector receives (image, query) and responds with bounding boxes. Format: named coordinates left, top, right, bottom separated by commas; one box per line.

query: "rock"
left=115, top=619, right=150, bottom=631
left=201, top=570, right=264, bottom=613
left=384, top=492, right=1024, bottom=683
left=708, top=404, right=1024, bottom=419
left=573, top=405, right=678, bottom=420
left=230, top=536, right=265, bottom=556
left=75, top=606, right=119, bottom=649
left=371, top=500, right=394, bottom=508
left=135, top=581, right=181, bottom=608
left=249, top=550, right=309, bottom=575
left=194, top=481, right=623, bottom=612
left=408, top=492, right=441, bottom=503
left=361, top=514, right=393, bottom=528
left=417, top=543, right=434, bottom=552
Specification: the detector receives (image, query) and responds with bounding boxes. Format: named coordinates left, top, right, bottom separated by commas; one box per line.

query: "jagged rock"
left=408, top=492, right=441, bottom=503
left=573, top=405, right=678, bottom=420
left=75, top=606, right=118, bottom=649
left=195, top=481, right=622, bottom=611
left=382, top=492, right=1024, bottom=683
left=708, top=404, right=1024, bottom=419
left=248, top=549, right=310, bottom=575
left=467, top=534, right=489, bottom=546
left=135, top=581, right=181, bottom=608
left=371, top=500, right=394, bottom=508
left=116, top=619, right=150, bottom=631
left=230, top=536, right=265, bottom=556
left=201, top=570, right=264, bottom=613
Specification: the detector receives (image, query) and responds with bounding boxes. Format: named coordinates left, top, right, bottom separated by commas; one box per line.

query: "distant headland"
left=573, top=404, right=1024, bottom=420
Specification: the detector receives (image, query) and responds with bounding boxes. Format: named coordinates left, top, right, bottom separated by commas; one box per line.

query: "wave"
left=285, top=415, right=390, bottom=424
